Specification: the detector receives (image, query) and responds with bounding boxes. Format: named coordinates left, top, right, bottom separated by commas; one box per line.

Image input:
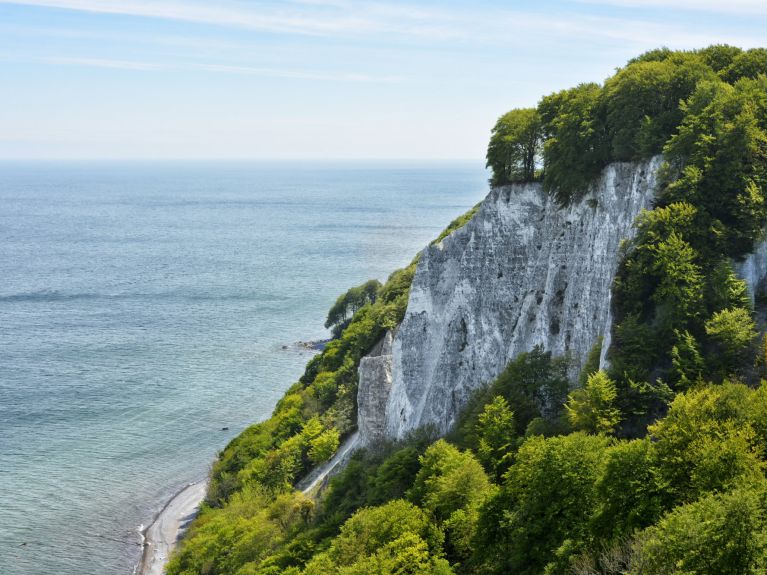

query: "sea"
left=0, top=160, right=488, bottom=575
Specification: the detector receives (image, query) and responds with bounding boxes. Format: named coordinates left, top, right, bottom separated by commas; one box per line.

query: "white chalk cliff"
left=357, top=157, right=664, bottom=445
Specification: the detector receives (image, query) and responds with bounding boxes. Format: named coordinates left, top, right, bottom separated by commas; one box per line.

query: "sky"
left=1, top=0, right=766, bottom=160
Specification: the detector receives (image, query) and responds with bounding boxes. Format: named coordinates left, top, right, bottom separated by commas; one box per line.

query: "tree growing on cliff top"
left=486, top=107, right=542, bottom=185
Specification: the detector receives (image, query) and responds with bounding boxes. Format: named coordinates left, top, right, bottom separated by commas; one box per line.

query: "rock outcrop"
left=357, top=330, right=395, bottom=446
left=357, top=157, right=663, bottom=444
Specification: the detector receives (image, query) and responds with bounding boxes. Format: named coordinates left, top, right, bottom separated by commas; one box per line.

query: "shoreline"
left=135, top=480, right=208, bottom=575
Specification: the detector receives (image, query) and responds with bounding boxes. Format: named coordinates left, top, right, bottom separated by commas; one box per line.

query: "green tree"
left=486, top=108, right=542, bottom=185
left=456, top=347, right=569, bottom=444
left=650, top=231, right=704, bottom=334
left=538, top=82, right=610, bottom=204
left=722, top=47, right=767, bottom=83
left=705, top=307, right=758, bottom=378
left=755, top=334, right=767, bottom=380
left=698, top=44, right=743, bottom=73
left=649, top=383, right=764, bottom=504
left=475, top=396, right=516, bottom=478
left=318, top=499, right=444, bottom=569
left=308, top=427, right=340, bottom=464
left=329, top=532, right=454, bottom=575
left=408, top=440, right=495, bottom=563
left=492, top=346, right=570, bottom=428
left=367, top=445, right=425, bottom=506
left=566, top=371, right=621, bottom=434
left=591, top=439, right=664, bottom=542
left=409, top=440, right=494, bottom=518
left=664, top=76, right=767, bottom=257
left=706, top=260, right=752, bottom=312
left=325, top=279, right=382, bottom=338
left=602, top=54, right=714, bottom=160
left=669, top=330, right=705, bottom=390
left=579, top=337, right=603, bottom=388
left=632, top=486, right=767, bottom=575
left=474, top=433, right=610, bottom=575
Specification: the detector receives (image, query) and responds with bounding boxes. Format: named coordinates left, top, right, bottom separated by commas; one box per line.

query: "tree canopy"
left=486, top=108, right=542, bottom=185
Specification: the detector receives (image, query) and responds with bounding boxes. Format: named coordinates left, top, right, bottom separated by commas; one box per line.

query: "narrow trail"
left=299, top=432, right=360, bottom=494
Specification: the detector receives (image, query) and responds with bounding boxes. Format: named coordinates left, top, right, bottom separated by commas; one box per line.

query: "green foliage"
left=722, top=47, right=767, bottom=83
left=408, top=440, right=495, bottom=563
left=539, top=83, right=608, bottom=203
left=650, top=231, right=705, bottom=330
left=705, top=307, right=758, bottom=379
left=706, top=260, right=752, bottom=312
left=608, top=313, right=659, bottom=384
left=611, top=203, right=706, bottom=362
left=610, top=75, right=767, bottom=397
left=325, top=532, right=453, bottom=575
left=669, top=329, right=704, bottom=390
left=590, top=438, right=663, bottom=542
left=308, top=428, right=340, bottom=464
left=166, top=488, right=314, bottom=575
left=698, top=44, right=743, bottom=73
left=431, top=203, right=480, bottom=245
left=304, top=500, right=446, bottom=573
left=632, top=486, right=767, bottom=575
left=755, top=334, right=767, bottom=380
left=456, top=346, right=569, bottom=446
left=318, top=438, right=433, bottom=533
left=486, top=108, right=542, bottom=185
left=664, top=76, right=767, bottom=256
left=325, top=279, right=382, bottom=338
left=603, top=54, right=714, bottom=160
left=648, top=383, right=764, bottom=504
left=474, top=433, right=610, bottom=575
left=475, top=396, right=516, bottom=479
left=566, top=371, right=621, bottom=435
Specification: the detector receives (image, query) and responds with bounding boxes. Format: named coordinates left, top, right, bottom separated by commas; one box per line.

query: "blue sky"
left=1, top=0, right=766, bottom=159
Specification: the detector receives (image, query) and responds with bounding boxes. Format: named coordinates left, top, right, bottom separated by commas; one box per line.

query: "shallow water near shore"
left=0, top=160, right=487, bottom=575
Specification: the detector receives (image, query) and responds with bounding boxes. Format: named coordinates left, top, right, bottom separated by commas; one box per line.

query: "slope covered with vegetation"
left=169, top=45, right=767, bottom=575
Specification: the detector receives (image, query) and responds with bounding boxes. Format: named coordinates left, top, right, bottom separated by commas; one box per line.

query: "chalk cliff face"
left=357, top=330, right=395, bottom=446
left=357, top=158, right=663, bottom=444
left=736, top=237, right=767, bottom=306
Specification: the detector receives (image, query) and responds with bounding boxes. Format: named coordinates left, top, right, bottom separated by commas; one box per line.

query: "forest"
left=167, top=45, right=767, bottom=575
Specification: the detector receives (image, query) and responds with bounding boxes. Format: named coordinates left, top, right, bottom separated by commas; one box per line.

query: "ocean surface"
left=0, top=160, right=488, bottom=575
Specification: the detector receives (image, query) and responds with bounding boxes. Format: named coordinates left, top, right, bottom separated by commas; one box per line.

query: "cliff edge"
left=358, top=157, right=663, bottom=444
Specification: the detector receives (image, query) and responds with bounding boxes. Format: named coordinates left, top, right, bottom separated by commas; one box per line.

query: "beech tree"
left=475, top=396, right=516, bottom=478
left=325, top=278, right=382, bottom=338
left=705, top=307, right=758, bottom=378
left=670, top=329, right=705, bottom=390
left=566, top=370, right=621, bottom=434
left=486, top=107, right=542, bottom=185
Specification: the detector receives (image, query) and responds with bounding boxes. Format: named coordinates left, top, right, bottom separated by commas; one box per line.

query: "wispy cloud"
left=0, top=0, right=383, bottom=36
left=191, top=63, right=400, bottom=83
left=44, top=55, right=162, bottom=70
left=2, top=52, right=401, bottom=82
left=575, top=0, right=767, bottom=17
left=3, top=0, right=764, bottom=50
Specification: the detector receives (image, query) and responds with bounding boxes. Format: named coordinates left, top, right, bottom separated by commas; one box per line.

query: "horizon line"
left=0, top=157, right=487, bottom=163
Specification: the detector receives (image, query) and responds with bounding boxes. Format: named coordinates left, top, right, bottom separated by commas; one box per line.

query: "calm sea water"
left=0, top=161, right=488, bottom=575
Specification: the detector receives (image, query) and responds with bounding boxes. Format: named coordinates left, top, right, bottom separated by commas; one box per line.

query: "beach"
left=136, top=481, right=208, bottom=575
